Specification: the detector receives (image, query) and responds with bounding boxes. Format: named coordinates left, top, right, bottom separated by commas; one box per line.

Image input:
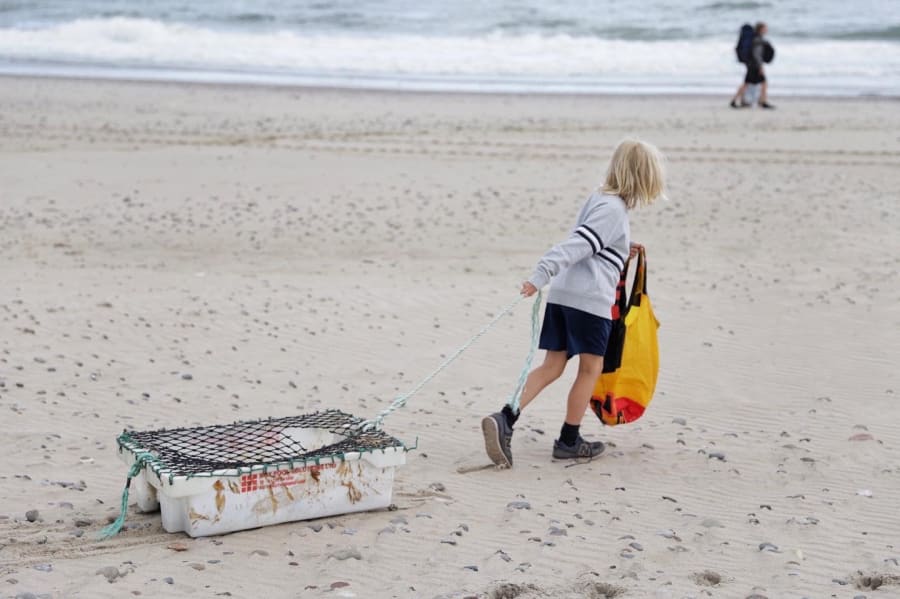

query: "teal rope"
left=506, top=289, right=542, bottom=414
left=98, top=451, right=156, bottom=539
left=359, top=290, right=542, bottom=431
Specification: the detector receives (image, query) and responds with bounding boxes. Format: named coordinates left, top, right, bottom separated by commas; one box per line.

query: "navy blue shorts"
left=538, top=303, right=613, bottom=359
left=538, top=304, right=612, bottom=358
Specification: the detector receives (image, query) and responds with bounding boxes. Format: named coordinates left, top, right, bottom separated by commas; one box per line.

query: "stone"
left=328, top=548, right=362, bottom=561
left=25, top=510, right=39, bottom=523
left=96, top=566, right=119, bottom=582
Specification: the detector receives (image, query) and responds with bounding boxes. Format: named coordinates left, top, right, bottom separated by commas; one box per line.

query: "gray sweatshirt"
left=528, top=191, right=630, bottom=318
left=752, top=36, right=766, bottom=68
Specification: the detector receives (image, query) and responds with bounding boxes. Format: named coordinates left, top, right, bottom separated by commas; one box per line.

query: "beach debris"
left=329, top=548, right=362, bottom=561
left=548, top=526, right=567, bottom=536
left=487, top=582, right=540, bottom=598
left=857, top=489, right=873, bottom=497
left=25, top=510, right=39, bottom=522
left=853, top=572, right=885, bottom=590
left=758, top=542, right=779, bottom=552
left=167, top=542, right=189, bottom=552
left=691, top=570, right=722, bottom=586
left=506, top=501, right=531, bottom=511
left=707, top=451, right=726, bottom=461
left=96, top=566, right=120, bottom=583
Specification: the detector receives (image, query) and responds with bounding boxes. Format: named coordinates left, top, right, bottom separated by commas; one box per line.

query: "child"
left=482, top=139, right=666, bottom=466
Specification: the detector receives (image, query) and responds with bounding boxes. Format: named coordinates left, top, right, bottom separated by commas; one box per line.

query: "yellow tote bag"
left=590, top=247, right=660, bottom=426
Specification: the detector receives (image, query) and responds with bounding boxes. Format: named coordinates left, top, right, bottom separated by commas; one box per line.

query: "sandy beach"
left=1, top=76, right=899, bottom=598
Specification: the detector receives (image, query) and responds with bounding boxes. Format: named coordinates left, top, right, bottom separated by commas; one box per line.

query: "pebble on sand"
left=96, top=566, right=120, bottom=583
left=329, top=548, right=362, bottom=561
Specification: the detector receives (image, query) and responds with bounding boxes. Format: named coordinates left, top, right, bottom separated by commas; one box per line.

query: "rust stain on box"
left=189, top=508, right=210, bottom=522
left=213, top=480, right=226, bottom=514
left=343, top=481, right=363, bottom=503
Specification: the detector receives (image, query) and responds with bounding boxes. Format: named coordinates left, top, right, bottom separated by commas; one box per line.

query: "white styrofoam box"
left=118, top=429, right=407, bottom=537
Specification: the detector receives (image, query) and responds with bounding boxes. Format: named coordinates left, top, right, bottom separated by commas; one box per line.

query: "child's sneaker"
left=552, top=436, right=605, bottom=459
left=482, top=412, right=513, bottom=468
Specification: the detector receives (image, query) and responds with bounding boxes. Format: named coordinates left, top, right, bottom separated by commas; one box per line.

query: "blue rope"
left=359, top=290, right=542, bottom=431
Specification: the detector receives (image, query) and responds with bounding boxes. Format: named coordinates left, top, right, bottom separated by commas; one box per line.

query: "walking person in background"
left=730, top=22, right=775, bottom=109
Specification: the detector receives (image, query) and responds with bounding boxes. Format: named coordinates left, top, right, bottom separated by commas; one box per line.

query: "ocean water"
left=0, top=0, right=898, bottom=95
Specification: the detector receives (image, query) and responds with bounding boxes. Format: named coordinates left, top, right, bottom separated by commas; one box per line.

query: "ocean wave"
left=832, top=25, right=900, bottom=41
left=699, top=1, right=773, bottom=11
left=0, top=17, right=897, bottom=93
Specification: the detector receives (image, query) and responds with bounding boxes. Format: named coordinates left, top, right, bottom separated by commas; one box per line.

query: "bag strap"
left=627, top=247, right=647, bottom=307
left=611, top=258, right=629, bottom=320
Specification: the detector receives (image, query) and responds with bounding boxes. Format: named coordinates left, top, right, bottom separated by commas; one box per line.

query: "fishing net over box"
left=111, top=409, right=408, bottom=537
left=121, top=409, right=406, bottom=478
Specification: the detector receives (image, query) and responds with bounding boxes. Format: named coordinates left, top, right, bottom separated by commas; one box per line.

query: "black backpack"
left=761, top=41, right=775, bottom=63
left=736, top=23, right=754, bottom=63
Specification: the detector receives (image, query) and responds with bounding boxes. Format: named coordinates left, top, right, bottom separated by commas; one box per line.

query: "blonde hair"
left=602, top=139, right=667, bottom=209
